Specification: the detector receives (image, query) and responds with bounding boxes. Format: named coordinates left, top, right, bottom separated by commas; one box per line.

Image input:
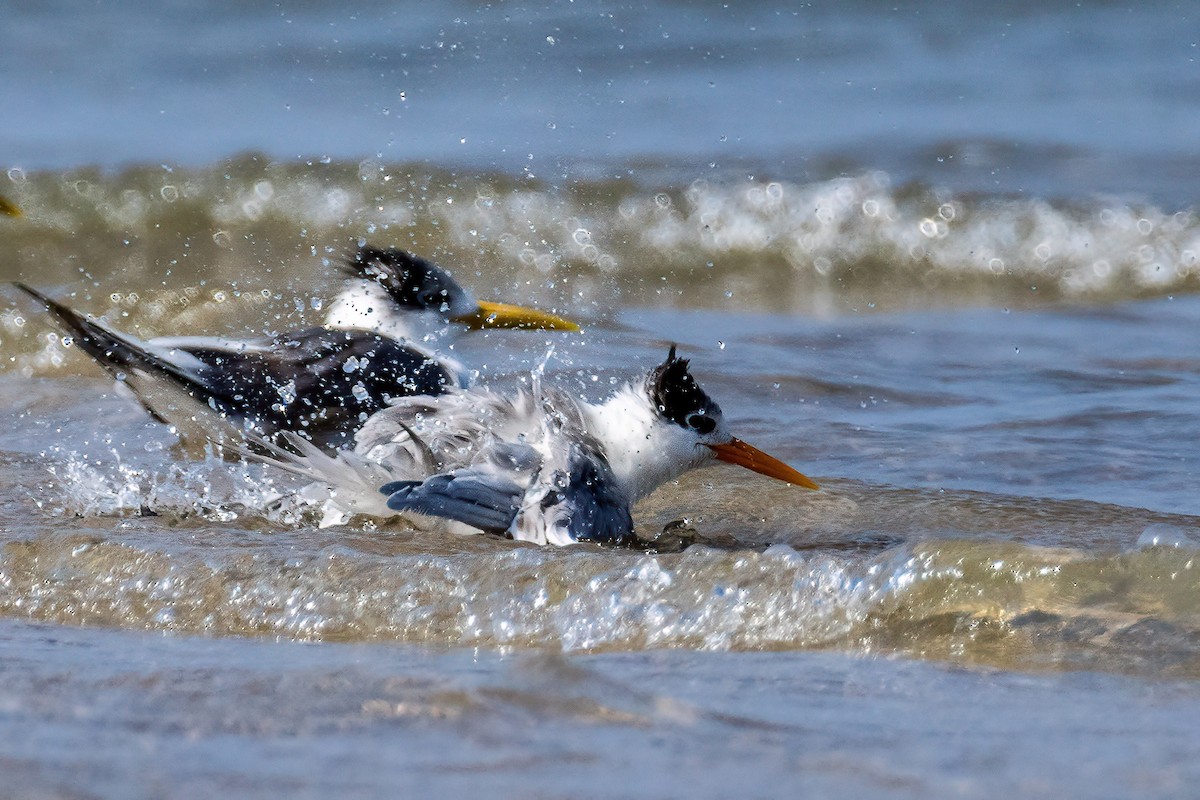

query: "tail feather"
left=14, top=283, right=238, bottom=431
left=239, top=431, right=399, bottom=523
left=15, top=283, right=199, bottom=386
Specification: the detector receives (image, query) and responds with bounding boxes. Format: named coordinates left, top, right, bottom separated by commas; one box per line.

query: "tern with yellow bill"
left=16, top=244, right=579, bottom=450
left=250, top=346, right=818, bottom=545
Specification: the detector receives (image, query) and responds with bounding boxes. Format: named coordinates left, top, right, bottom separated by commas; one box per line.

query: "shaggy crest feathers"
left=339, top=245, right=464, bottom=316
left=647, top=345, right=721, bottom=433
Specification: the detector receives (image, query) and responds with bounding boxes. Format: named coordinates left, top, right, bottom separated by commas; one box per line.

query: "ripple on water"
left=0, top=507, right=1198, bottom=677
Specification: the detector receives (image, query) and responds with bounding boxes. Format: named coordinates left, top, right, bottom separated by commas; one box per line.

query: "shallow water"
left=4, top=284, right=1200, bottom=794
left=4, top=299, right=1200, bottom=671
left=4, top=1, right=1200, bottom=796
left=3, top=620, right=1200, bottom=799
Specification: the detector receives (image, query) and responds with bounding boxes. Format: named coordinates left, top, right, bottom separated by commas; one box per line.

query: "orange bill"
left=453, top=300, right=581, bottom=332
left=706, top=437, right=819, bottom=490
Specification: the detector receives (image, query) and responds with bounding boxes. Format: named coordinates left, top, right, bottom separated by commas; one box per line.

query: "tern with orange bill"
left=15, top=244, right=579, bottom=450
left=249, top=346, right=818, bottom=545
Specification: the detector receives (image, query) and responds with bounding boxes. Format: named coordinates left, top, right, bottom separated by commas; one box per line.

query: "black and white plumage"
left=250, top=347, right=819, bottom=546
left=16, top=245, right=579, bottom=450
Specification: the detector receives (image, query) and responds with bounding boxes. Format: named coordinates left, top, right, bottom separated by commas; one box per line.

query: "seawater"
left=3, top=1, right=1200, bottom=797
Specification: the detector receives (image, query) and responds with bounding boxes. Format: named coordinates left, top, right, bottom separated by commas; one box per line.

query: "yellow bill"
left=0, top=194, right=22, bottom=217
left=706, top=437, right=819, bottom=490
left=454, top=300, right=581, bottom=332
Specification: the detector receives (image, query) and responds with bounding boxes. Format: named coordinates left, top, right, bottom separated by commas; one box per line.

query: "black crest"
left=342, top=245, right=466, bottom=315
left=648, top=345, right=721, bottom=432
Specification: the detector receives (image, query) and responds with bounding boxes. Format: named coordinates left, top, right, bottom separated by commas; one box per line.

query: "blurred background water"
left=2, top=2, right=1200, bottom=797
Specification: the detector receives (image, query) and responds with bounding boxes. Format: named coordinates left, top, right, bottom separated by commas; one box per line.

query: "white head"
left=587, top=346, right=818, bottom=502
left=324, top=245, right=580, bottom=342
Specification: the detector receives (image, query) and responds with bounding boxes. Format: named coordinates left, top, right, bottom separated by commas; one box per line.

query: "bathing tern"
left=248, top=346, right=819, bottom=545
left=16, top=245, right=579, bottom=450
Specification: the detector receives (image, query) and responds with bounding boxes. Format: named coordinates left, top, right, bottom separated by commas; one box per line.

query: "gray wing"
left=561, top=445, right=635, bottom=545
left=366, top=383, right=634, bottom=544
left=378, top=437, right=545, bottom=536
left=168, top=327, right=454, bottom=449
left=517, top=440, right=634, bottom=546
left=16, top=284, right=455, bottom=449
left=381, top=470, right=523, bottom=535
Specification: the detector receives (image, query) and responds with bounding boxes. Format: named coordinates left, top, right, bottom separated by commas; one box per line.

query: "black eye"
left=687, top=413, right=715, bottom=434
left=420, top=290, right=441, bottom=307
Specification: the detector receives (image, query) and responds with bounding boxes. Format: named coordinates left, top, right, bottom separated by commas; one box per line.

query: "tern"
left=250, top=346, right=819, bottom=545
left=15, top=245, right=579, bottom=450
